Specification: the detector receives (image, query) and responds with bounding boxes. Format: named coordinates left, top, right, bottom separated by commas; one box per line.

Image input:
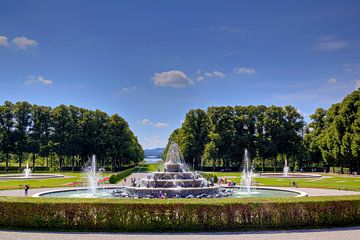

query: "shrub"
left=109, top=168, right=133, bottom=184
left=0, top=196, right=359, bottom=231
left=201, top=173, right=218, bottom=183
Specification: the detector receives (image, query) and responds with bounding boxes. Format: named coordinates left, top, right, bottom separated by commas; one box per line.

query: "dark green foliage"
left=165, top=105, right=305, bottom=171
left=109, top=168, right=134, bottom=184
left=0, top=196, right=359, bottom=231
left=0, top=101, right=143, bottom=171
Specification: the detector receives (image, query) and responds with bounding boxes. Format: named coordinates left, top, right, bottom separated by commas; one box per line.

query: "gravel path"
left=0, top=227, right=359, bottom=240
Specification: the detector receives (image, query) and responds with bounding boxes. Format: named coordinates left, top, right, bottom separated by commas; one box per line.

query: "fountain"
left=83, top=155, right=102, bottom=196
left=283, top=158, right=289, bottom=177
left=24, top=162, right=31, bottom=178
left=35, top=144, right=308, bottom=198
left=124, top=142, right=220, bottom=198
left=240, top=149, right=254, bottom=194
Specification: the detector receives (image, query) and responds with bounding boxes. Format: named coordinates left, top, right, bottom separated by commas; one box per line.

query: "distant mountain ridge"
left=144, top=147, right=165, bottom=157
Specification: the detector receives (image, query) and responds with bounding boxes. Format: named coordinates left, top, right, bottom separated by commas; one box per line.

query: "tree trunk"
left=32, top=153, right=36, bottom=172
left=5, top=153, right=9, bottom=173
left=273, top=157, right=277, bottom=172
left=71, top=155, right=75, bottom=172
left=19, top=153, right=22, bottom=173
left=212, top=158, right=216, bottom=171
left=262, top=158, right=265, bottom=172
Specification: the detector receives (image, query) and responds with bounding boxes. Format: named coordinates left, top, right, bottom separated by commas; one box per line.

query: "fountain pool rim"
left=0, top=174, right=65, bottom=180
left=32, top=186, right=307, bottom=198
left=258, top=173, right=322, bottom=178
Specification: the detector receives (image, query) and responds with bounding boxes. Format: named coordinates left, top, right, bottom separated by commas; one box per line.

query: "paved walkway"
left=0, top=227, right=359, bottom=240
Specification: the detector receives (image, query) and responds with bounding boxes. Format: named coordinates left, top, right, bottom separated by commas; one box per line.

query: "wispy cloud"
left=140, top=136, right=167, bottom=149
left=196, top=70, right=226, bottom=81
left=0, top=36, right=9, bottom=47
left=25, top=76, right=53, bottom=85
left=137, top=118, right=153, bottom=126
left=313, top=36, right=348, bottom=52
left=328, top=78, right=337, bottom=83
left=154, top=122, right=170, bottom=129
left=137, top=118, right=170, bottom=129
left=118, top=86, right=138, bottom=94
left=12, top=36, right=38, bottom=49
left=210, top=26, right=251, bottom=36
left=234, top=67, right=256, bottom=75
left=153, top=70, right=193, bottom=88
left=354, top=79, right=360, bottom=90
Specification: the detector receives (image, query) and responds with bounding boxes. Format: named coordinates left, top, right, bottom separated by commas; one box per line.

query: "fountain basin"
left=125, top=186, right=220, bottom=198
left=0, top=174, right=64, bottom=180
left=33, top=186, right=306, bottom=198
left=258, top=173, right=322, bottom=178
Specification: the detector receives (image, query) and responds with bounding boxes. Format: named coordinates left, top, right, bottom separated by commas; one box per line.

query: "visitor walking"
left=24, top=184, right=30, bottom=196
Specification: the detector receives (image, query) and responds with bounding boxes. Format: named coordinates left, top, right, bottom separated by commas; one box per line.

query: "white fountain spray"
left=24, top=162, right=31, bottom=178
left=283, top=158, right=289, bottom=177
left=240, top=149, right=253, bottom=194
left=84, top=155, right=102, bottom=196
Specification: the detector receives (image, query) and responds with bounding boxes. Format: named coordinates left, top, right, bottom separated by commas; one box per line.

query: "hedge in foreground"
left=109, top=168, right=133, bottom=184
left=0, top=196, right=359, bottom=231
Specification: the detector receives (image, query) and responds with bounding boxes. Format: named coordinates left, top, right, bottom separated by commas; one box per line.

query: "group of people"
left=218, top=177, right=237, bottom=187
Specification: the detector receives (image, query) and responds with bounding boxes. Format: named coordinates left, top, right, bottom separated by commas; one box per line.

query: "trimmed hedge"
left=0, top=196, right=359, bottom=231
left=109, top=168, right=133, bottom=184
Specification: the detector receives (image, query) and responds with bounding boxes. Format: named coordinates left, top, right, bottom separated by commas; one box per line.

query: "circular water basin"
left=34, top=186, right=305, bottom=199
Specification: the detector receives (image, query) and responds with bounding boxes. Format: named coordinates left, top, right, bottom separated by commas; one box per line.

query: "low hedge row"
left=0, top=196, right=359, bottom=231
left=109, top=168, right=133, bottom=184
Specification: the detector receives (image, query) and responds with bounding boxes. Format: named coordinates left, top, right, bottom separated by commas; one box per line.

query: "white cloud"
left=12, top=36, right=38, bottom=49
left=153, top=70, right=193, bottom=88
left=141, top=136, right=167, bottom=149
left=313, top=37, right=348, bottom=51
left=196, top=70, right=226, bottom=81
left=0, top=36, right=9, bottom=47
left=122, top=87, right=130, bottom=92
left=154, top=122, right=170, bottom=128
left=25, top=76, right=53, bottom=85
left=354, top=80, right=360, bottom=90
left=234, top=67, right=256, bottom=75
left=328, top=78, right=337, bottom=83
left=138, top=118, right=153, bottom=126
left=137, top=118, right=169, bottom=129
left=196, top=75, right=205, bottom=81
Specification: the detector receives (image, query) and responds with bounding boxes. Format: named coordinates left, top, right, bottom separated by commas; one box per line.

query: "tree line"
left=0, top=101, right=143, bottom=172
left=165, top=89, right=360, bottom=173
left=165, top=105, right=305, bottom=171
left=305, top=89, right=360, bottom=173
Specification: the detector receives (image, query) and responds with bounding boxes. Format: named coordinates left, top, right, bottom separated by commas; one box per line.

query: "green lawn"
left=133, top=161, right=163, bottom=173
left=0, top=172, right=113, bottom=190
left=206, top=172, right=360, bottom=191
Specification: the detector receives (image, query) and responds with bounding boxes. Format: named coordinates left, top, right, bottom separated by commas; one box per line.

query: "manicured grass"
left=0, top=172, right=113, bottom=190
left=206, top=171, right=360, bottom=191
left=133, top=161, right=163, bottom=173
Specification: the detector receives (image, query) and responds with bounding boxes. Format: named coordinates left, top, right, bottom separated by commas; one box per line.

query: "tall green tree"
left=14, top=101, right=32, bottom=171
left=0, top=101, right=15, bottom=172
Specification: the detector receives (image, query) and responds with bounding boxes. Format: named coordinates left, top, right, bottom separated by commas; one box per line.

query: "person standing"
left=24, top=184, right=30, bottom=196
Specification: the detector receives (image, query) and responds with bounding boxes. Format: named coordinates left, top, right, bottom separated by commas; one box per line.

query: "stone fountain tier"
left=125, top=186, right=220, bottom=198
left=141, top=178, right=204, bottom=188
left=164, top=162, right=182, bottom=172
left=152, top=172, right=194, bottom=179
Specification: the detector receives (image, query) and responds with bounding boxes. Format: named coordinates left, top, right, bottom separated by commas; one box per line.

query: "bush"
left=201, top=173, right=218, bottom=183
left=109, top=168, right=133, bottom=184
left=0, top=196, right=359, bottom=231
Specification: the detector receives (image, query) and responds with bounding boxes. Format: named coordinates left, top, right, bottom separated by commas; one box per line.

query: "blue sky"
left=1, top=0, right=360, bottom=149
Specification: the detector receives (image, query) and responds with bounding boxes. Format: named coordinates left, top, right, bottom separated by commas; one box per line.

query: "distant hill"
left=144, top=147, right=165, bottom=157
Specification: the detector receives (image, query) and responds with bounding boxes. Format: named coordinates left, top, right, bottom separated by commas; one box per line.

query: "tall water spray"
left=24, top=162, right=31, bottom=178
left=283, top=158, right=289, bottom=177
left=166, top=142, right=187, bottom=171
left=84, top=155, right=102, bottom=195
left=240, top=149, right=253, bottom=194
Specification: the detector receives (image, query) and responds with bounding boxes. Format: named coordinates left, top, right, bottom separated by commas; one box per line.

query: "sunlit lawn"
left=0, top=172, right=113, bottom=190
left=206, top=172, right=360, bottom=191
